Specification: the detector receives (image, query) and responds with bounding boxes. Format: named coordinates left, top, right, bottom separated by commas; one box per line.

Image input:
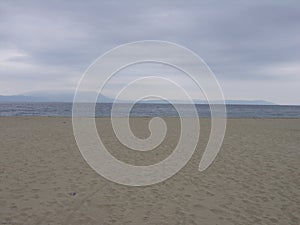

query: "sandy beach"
left=0, top=117, right=299, bottom=225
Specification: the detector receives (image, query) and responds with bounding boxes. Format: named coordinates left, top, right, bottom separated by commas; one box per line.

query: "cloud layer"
left=0, top=0, right=299, bottom=104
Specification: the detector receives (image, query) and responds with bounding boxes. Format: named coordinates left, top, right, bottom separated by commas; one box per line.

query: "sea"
left=0, top=102, right=300, bottom=118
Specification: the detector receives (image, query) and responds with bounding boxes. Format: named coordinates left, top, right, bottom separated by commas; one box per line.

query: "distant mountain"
left=0, top=91, right=113, bottom=103
left=0, top=95, right=45, bottom=102
left=0, top=91, right=276, bottom=105
left=223, top=100, right=276, bottom=105
left=139, top=99, right=276, bottom=105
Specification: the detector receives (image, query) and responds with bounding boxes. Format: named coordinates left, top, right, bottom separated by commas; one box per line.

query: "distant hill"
left=139, top=99, right=276, bottom=105
left=0, top=91, right=113, bottom=103
left=0, top=91, right=276, bottom=105
left=223, top=100, right=275, bottom=105
left=0, top=95, right=45, bottom=102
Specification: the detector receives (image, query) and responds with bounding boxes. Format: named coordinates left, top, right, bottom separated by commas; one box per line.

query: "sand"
left=0, top=117, right=299, bottom=225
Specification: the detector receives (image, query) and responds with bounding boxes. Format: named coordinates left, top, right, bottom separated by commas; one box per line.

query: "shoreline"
left=1, top=116, right=300, bottom=119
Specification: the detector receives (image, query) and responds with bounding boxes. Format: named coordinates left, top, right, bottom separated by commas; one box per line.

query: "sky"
left=0, top=0, right=299, bottom=104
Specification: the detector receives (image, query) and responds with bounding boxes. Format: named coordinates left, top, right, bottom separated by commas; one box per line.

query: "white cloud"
left=260, top=63, right=300, bottom=79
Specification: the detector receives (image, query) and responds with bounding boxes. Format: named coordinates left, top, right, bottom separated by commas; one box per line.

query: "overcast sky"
left=0, top=0, right=299, bottom=104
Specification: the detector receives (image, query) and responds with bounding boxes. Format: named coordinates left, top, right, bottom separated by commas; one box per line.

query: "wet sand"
left=0, top=117, right=299, bottom=225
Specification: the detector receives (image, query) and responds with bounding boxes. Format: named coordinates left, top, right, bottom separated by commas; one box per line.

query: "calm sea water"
left=0, top=102, right=300, bottom=118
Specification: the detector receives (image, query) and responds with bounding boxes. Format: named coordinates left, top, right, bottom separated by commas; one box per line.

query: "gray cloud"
left=0, top=0, right=299, bottom=104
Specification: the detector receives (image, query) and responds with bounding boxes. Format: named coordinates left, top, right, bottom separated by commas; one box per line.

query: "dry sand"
left=0, top=117, right=299, bottom=225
